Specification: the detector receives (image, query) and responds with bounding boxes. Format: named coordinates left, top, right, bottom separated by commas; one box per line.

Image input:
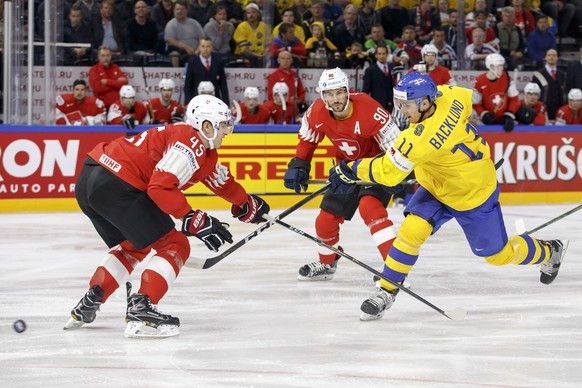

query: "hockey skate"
left=539, top=239, right=569, bottom=285
left=360, top=288, right=398, bottom=321
left=297, top=258, right=339, bottom=281
left=63, top=285, right=104, bottom=330
left=124, top=282, right=180, bottom=338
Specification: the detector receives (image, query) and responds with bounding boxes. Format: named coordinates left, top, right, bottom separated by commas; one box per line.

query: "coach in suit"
left=362, top=45, right=395, bottom=113
left=184, top=37, right=230, bottom=105
left=532, top=48, right=566, bottom=121
left=566, top=46, right=582, bottom=92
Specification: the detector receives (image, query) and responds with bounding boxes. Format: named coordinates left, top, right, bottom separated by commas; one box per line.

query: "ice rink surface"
left=0, top=203, right=580, bottom=388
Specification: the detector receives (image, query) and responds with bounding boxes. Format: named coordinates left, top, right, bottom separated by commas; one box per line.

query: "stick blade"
left=184, top=258, right=206, bottom=269
left=515, top=218, right=527, bottom=234
left=445, top=308, right=468, bottom=321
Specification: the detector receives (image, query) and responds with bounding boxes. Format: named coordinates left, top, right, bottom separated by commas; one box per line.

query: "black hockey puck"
left=13, top=319, right=26, bottom=333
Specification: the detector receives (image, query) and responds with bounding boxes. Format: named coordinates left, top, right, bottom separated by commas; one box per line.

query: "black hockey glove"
left=181, top=210, right=233, bottom=252
left=328, top=160, right=359, bottom=195
left=121, top=114, right=137, bottom=130
left=502, top=112, right=516, bottom=132
left=283, top=157, right=310, bottom=193
left=480, top=111, right=495, bottom=125
left=231, top=194, right=270, bottom=224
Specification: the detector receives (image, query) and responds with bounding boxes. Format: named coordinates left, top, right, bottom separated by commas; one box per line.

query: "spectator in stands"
left=36, top=1, right=72, bottom=40
left=345, top=42, right=373, bottom=69
left=362, top=45, right=394, bottom=112
left=273, top=9, right=306, bottom=44
left=107, top=85, right=151, bottom=129
left=197, top=81, right=216, bottom=95
left=165, top=0, right=206, bottom=67
left=88, top=45, right=128, bottom=108
left=323, top=0, right=343, bottom=25
left=378, top=0, right=409, bottom=43
left=472, top=53, right=520, bottom=131
left=443, top=9, right=458, bottom=51
left=566, top=45, right=582, bottom=91
left=233, top=3, right=271, bottom=67
left=291, top=0, right=310, bottom=27
left=465, top=0, right=497, bottom=29
left=526, top=14, right=557, bottom=65
left=305, top=21, right=338, bottom=68
left=64, top=5, right=94, bottom=66
left=332, top=4, right=366, bottom=54
left=255, top=0, right=283, bottom=27
left=204, top=5, right=235, bottom=58
left=55, top=79, right=106, bottom=125
left=430, top=26, right=457, bottom=70
left=512, top=0, right=535, bottom=37
left=267, top=50, right=306, bottom=107
left=74, top=0, right=100, bottom=24
left=150, top=0, right=175, bottom=39
left=466, top=9, right=499, bottom=51
left=532, top=48, right=567, bottom=122
left=359, top=0, right=380, bottom=36
left=540, top=0, right=576, bottom=38
left=184, top=37, right=230, bottom=105
left=92, top=0, right=126, bottom=57
left=364, top=24, right=397, bottom=54
left=217, top=0, right=244, bottom=26
left=555, top=88, right=582, bottom=125
left=239, top=86, right=271, bottom=124
left=493, top=6, right=525, bottom=70
left=264, top=82, right=296, bottom=124
left=413, top=43, right=454, bottom=85
left=188, top=0, right=216, bottom=27
left=397, top=25, right=423, bottom=67
left=268, top=22, right=307, bottom=67
left=434, top=0, right=451, bottom=26
left=302, top=1, right=334, bottom=41
left=515, top=82, right=548, bottom=125
left=127, top=1, right=159, bottom=58
left=409, top=0, right=439, bottom=45
left=145, top=78, right=185, bottom=125
left=465, top=27, right=498, bottom=71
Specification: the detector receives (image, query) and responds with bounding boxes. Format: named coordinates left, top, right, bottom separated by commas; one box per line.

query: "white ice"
left=1, top=203, right=581, bottom=388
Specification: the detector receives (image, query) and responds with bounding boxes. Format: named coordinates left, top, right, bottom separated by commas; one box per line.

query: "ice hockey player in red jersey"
left=264, top=82, right=296, bottom=124
left=515, top=82, right=548, bottom=125
left=472, top=53, right=520, bottom=131
left=145, top=78, right=185, bottom=125
left=239, top=86, right=271, bottom=124
left=64, top=95, right=270, bottom=338
left=283, top=67, right=402, bottom=281
left=410, top=44, right=455, bottom=86
left=55, top=79, right=106, bottom=125
left=107, top=85, right=151, bottom=129
left=555, top=88, right=582, bottom=125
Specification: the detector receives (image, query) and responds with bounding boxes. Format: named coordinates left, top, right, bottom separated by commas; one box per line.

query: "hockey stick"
left=184, top=183, right=331, bottom=270
left=515, top=200, right=582, bottom=235
left=270, top=217, right=467, bottom=321
left=141, top=58, right=157, bottom=122
left=231, top=99, right=242, bottom=125
left=278, top=92, right=287, bottom=124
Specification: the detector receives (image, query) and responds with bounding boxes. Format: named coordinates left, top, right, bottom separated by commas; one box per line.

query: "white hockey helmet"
left=485, top=53, right=505, bottom=69
left=524, top=82, right=541, bottom=95
left=244, top=86, right=260, bottom=99
left=197, top=81, right=215, bottom=95
left=318, top=67, right=350, bottom=111
left=119, top=85, right=136, bottom=98
left=186, top=95, right=233, bottom=149
left=159, top=78, right=175, bottom=90
left=568, top=88, right=582, bottom=100
left=421, top=44, right=438, bottom=57
left=272, top=82, right=289, bottom=96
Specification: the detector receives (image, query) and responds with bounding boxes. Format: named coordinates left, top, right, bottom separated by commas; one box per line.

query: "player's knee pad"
left=358, top=195, right=388, bottom=225
left=484, top=241, right=514, bottom=266
left=315, top=209, right=343, bottom=240
left=150, top=228, right=190, bottom=271
left=397, top=214, right=433, bottom=249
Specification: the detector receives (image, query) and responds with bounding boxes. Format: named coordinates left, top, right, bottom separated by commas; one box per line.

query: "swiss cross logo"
left=389, top=147, right=396, bottom=156
left=333, top=138, right=361, bottom=159
left=329, top=73, right=335, bottom=79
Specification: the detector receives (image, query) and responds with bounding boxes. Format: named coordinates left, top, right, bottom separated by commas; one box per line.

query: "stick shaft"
left=526, top=202, right=582, bottom=235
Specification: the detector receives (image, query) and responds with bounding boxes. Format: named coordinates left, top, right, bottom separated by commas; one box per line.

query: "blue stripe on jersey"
left=520, top=234, right=543, bottom=265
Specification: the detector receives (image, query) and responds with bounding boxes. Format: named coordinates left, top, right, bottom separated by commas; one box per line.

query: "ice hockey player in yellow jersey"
left=328, top=72, right=569, bottom=321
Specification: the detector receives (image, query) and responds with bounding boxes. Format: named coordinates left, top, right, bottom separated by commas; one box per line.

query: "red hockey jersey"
left=473, top=72, right=520, bottom=123
left=517, top=100, right=547, bottom=125
left=107, top=100, right=151, bottom=125
left=87, top=123, right=248, bottom=219
left=264, top=99, right=297, bottom=124
left=145, top=98, right=185, bottom=124
left=240, top=103, right=271, bottom=124
left=294, top=93, right=400, bottom=163
left=555, top=105, right=582, bottom=125
left=55, top=94, right=106, bottom=125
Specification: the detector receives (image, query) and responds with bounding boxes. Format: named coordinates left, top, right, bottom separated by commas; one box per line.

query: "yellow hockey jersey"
left=354, top=85, right=497, bottom=211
